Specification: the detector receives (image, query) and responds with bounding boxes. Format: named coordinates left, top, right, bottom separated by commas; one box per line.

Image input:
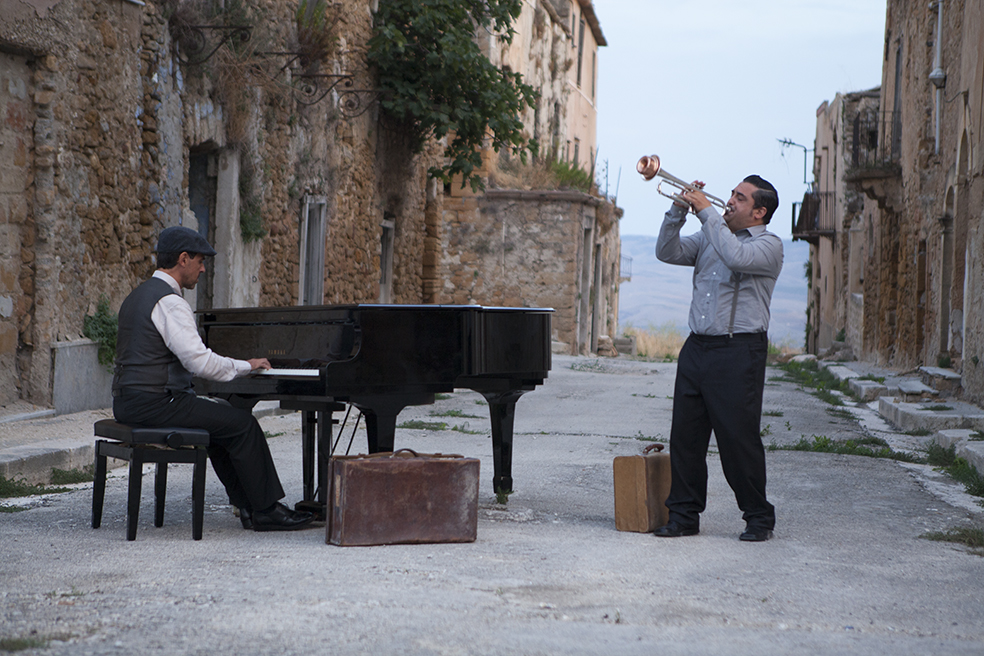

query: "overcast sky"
left=594, top=0, right=888, bottom=240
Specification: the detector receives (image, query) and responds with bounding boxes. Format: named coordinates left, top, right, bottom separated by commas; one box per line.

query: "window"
left=299, top=195, right=328, bottom=305
left=379, top=214, right=395, bottom=303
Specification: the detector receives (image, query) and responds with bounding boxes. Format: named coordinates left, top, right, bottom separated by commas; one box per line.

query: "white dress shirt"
left=150, top=270, right=251, bottom=382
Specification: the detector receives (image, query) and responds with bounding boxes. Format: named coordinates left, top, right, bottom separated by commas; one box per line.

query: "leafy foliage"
left=83, top=296, right=118, bottom=370
left=368, top=0, right=539, bottom=191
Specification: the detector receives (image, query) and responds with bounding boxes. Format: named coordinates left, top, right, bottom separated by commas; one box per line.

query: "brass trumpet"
left=636, top=155, right=727, bottom=211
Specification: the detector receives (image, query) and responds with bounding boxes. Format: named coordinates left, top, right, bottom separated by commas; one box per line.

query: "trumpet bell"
left=636, top=155, right=661, bottom=181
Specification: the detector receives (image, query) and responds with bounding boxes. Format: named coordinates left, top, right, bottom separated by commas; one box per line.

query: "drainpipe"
left=929, top=1, right=947, bottom=154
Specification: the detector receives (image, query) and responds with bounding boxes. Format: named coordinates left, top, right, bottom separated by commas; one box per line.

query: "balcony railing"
left=850, top=110, right=901, bottom=170
left=791, top=191, right=836, bottom=243
left=619, top=255, right=632, bottom=282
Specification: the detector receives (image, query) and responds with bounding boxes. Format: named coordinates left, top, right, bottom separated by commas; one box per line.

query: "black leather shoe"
left=237, top=507, right=252, bottom=530
left=739, top=526, right=773, bottom=542
left=251, top=502, right=315, bottom=532
left=653, top=521, right=699, bottom=538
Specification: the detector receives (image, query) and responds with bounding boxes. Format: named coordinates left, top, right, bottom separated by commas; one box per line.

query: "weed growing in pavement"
left=776, top=360, right=851, bottom=405
left=760, top=424, right=772, bottom=437
left=431, top=409, right=483, bottom=419
left=50, top=466, right=93, bottom=485
left=494, top=488, right=513, bottom=505
left=397, top=420, right=448, bottom=431
left=826, top=407, right=856, bottom=421
left=763, top=409, right=784, bottom=417
left=0, top=637, right=49, bottom=651
left=926, top=442, right=984, bottom=499
left=769, top=435, right=925, bottom=463
left=920, top=405, right=954, bottom=412
left=0, top=475, right=70, bottom=499
left=921, top=526, right=984, bottom=556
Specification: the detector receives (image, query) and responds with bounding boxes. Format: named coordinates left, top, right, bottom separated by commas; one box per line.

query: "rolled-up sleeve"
left=151, top=295, right=251, bottom=381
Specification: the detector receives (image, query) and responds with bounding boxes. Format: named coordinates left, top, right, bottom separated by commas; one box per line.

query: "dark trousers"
left=665, top=332, right=775, bottom=530
left=113, top=390, right=285, bottom=512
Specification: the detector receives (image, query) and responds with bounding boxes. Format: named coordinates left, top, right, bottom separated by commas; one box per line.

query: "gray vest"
left=112, top=277, right=194, bottom=394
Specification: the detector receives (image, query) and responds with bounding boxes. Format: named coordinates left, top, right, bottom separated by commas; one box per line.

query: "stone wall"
left=843, top=0, right=984, bottom=401
left=437, top=189, right=618, bottom=354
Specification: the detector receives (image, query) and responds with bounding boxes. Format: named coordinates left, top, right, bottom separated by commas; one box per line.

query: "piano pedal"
left=295, top=499, right=326, bottom=522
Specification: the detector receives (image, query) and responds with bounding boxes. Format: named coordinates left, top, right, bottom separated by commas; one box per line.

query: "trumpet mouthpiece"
left=637, top=155, right=660, bottom=181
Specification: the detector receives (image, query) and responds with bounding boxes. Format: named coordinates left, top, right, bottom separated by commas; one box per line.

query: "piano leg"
left=482, top=389, right=527, bottom=494
left=351, top=393, right=436, bottom=454
left=301, top=411, right=317, bottom=502
left=363, top=410, right=396, bottom=453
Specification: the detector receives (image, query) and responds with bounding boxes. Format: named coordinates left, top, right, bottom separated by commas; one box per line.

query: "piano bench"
left=91, top=419, right=211, bottom=541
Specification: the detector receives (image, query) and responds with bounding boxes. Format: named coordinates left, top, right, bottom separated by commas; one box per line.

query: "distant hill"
left=618, top=234, right=809, bottom=348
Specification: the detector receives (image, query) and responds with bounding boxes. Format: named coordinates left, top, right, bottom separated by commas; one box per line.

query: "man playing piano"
left=112, top=226, right=315, bottom=532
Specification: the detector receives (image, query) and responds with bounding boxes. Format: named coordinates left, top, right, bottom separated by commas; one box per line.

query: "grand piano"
left=194, top=304, right=552, bottom=507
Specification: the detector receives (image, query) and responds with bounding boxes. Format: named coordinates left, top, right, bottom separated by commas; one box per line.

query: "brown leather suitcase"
left=327, top=449, right=480, bottom=546
left=613, top=443, right=671, bottom=532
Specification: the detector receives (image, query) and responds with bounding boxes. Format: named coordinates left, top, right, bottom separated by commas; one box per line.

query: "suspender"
left=728, top=273, right=742, bottom=338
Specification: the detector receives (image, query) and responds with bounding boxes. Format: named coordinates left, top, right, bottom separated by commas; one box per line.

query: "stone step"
left=918, top=366, right=963, bottom=393
left=933, top=429, right=984, bottom=477
left=877, top=397, right=984, bottom=434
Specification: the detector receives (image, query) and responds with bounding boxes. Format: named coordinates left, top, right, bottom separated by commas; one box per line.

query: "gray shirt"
left=655, top=204, right=783, bottom=336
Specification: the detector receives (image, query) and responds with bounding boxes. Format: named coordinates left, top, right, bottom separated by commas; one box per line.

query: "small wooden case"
left=613, top=444, right=671, bottom=532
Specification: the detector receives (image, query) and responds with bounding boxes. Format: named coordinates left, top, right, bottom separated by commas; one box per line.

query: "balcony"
left=846, top=110, right=903, bottom=214
left=791, top=191, right=835, bottom=244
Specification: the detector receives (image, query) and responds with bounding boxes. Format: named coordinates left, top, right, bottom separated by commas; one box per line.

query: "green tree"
left=368, top=0, right=538, bottom=191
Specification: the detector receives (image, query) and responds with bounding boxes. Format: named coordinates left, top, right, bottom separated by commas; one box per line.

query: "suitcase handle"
left=643, top=443, right=665, bottom=454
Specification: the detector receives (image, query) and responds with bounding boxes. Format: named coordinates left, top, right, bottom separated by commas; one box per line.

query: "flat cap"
left=155, top=226, right=217, bottom=257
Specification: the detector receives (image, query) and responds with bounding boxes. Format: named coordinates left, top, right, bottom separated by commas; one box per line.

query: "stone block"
left=51, top=339, right=112, bottom=415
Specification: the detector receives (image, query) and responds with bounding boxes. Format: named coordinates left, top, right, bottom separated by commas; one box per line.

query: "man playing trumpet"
left=652, top=172, right=782, bottom=542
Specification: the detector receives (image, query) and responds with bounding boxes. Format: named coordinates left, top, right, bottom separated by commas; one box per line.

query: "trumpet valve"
left=636, top=155, right=661, bottom=181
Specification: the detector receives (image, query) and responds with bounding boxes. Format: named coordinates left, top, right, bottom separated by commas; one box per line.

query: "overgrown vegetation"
left=0, top=475, right=71, bottom=499
left=368, top=0, right=538, bottom=191
left=50, top=466, right=94, bottom=485
left=770, top=434, right=925, bottom=463
left=926, top=442, right=984, bottom=498
left=491, top=155, right=594, bottom=193
left=777, top=359, right=850, bottom=405
left=921, top=526, right=984, bottom=556
left=0, top=636, right=49, bottom=651
left=82, top=296, right=118, bottom=371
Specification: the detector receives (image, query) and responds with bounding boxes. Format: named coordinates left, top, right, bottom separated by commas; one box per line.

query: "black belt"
left=690, top=331, right=767, bottom=343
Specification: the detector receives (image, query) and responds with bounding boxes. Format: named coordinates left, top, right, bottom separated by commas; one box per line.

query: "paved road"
left=1, top=355, right=982, bottom=655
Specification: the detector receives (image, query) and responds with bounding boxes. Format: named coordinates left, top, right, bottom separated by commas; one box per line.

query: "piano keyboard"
left=252, top=368, right=321, bottom=378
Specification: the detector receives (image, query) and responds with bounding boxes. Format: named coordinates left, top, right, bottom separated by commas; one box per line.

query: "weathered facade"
left=441, top=0, right=618, bottom=355
left=795, top=0, right=984, bottom=403
left=0, top=0, right=616, bottom=411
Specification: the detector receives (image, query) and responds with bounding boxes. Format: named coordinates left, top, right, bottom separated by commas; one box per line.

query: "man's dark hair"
left=743, top=175, right=779, bottom=224
left=155, top=252, right=195, bottom=269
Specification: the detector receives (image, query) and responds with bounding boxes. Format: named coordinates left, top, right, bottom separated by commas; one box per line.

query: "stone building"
left=437, top=0, right=620, bottom=356
left=0, top=0, right=618, bottom=412
left=795, top=0, right=984, bottom=403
